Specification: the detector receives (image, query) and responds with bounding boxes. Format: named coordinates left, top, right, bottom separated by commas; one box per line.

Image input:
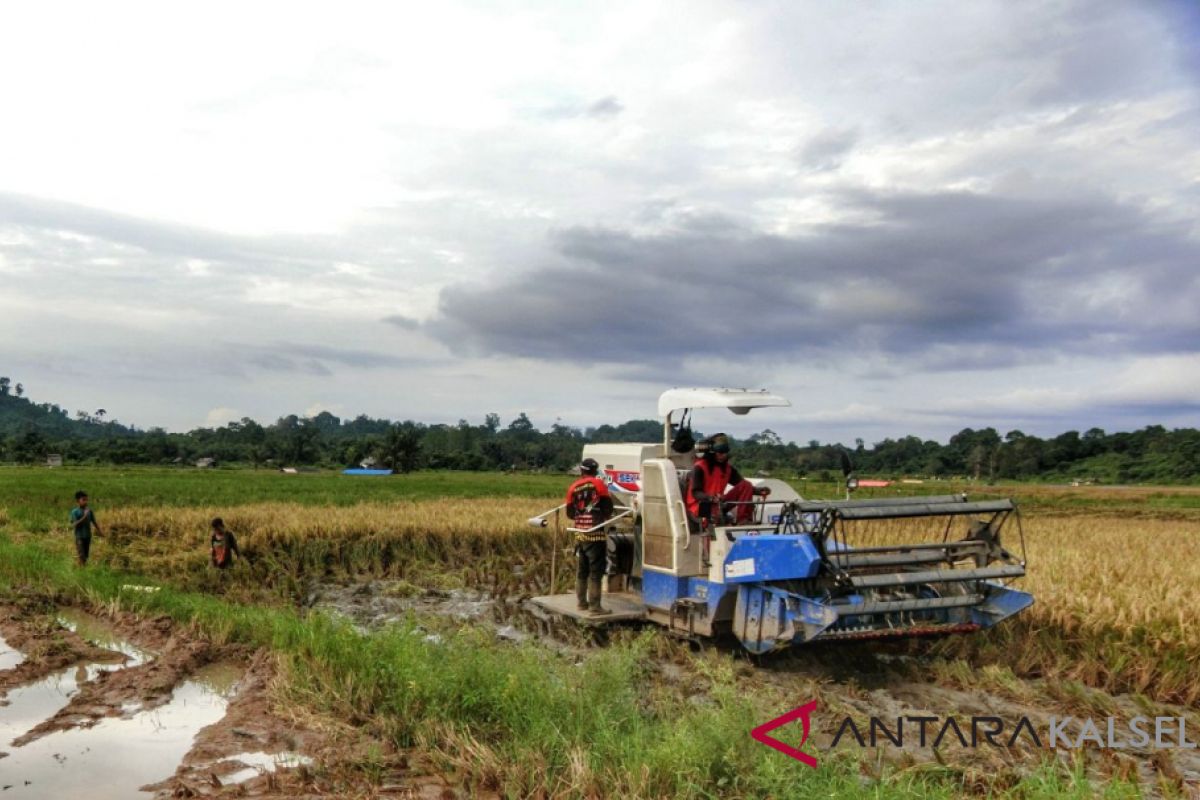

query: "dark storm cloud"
left=426, top=188, right=1200, bottom=370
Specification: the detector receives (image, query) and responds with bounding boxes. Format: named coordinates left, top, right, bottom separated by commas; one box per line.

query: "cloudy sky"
left=2, top=1, right=1198, bottom=445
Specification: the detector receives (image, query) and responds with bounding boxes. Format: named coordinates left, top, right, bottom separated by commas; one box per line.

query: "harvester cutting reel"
left=727, top=494, right=1033, bottom=651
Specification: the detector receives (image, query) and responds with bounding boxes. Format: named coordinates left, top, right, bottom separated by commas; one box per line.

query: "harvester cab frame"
left=530, top=388, right=1033, bottom=654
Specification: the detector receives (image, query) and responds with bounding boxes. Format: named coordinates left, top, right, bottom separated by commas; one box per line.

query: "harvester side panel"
left=642, top=569, right=689, bottom=611
left=640, top=459, right=702, bottom=576
left=640, top=460, right=678, bottom=570
left=721, top=535, right=821, bottom=583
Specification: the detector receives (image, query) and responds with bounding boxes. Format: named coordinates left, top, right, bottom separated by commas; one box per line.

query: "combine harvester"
left=531, top=388, right=1033, bottom=654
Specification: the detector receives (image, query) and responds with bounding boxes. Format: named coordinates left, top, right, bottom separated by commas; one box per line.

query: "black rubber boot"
left=576, top=577, right=589, bottom=611
left=587, top=576, right=607, bottom=614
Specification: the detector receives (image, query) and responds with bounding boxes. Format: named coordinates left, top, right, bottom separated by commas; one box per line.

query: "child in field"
left=69, top=490, right=103, bottom=566
left=210, top=518, right=240, bottom=569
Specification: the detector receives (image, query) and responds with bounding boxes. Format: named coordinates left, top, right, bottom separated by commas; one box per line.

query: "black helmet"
left=709, top=433, right=731, bottom=454
left=580, top=457, right=600, bottom=475
left=671, top=425, right=696, bottom=453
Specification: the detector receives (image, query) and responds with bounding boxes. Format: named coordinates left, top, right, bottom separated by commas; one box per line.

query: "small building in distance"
left=46, top=454, right=63, bottom=468
left=195, top=457, right=217, bottom=469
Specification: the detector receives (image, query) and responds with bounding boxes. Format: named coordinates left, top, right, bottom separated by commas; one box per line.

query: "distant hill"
left=0, top=385, right=134, bottom=440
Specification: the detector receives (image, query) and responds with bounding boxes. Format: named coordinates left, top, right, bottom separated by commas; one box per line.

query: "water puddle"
left=192, top=661, right=243, bottom=697
left=0, top=661, right=242, bottom=798
left=0, top=635, right=24, bottom=671
left=211, top=750, right=313, bottom=785
left=1, top=663, right=127, bottom=749
left=56, top=609, right=154, bottom=667
left=2, top=610, right=154, bottom=751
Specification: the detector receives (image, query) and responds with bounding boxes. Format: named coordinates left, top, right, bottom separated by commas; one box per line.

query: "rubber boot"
left=587, top=576, right=607, bottom=614
left=576, top=577, right=589, bottom=611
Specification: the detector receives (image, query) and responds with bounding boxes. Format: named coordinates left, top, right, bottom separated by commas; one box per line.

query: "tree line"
left=1, top=378, right=1196, bottom=483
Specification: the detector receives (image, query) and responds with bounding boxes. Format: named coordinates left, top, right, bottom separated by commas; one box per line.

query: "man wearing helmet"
left=686, top=433, right=769, bottom=529
left=564, top=457, right=614, bottom=614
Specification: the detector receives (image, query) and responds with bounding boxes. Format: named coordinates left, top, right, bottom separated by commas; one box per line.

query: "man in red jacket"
left=565, top=457, right=614, bottom=613
left=686, top=433, right=769, bottom=529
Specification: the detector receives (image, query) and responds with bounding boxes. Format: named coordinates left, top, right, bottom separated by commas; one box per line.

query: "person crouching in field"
left=210, top=518, right=240, bottom=569
left=69, top=490, right=103, bottom=566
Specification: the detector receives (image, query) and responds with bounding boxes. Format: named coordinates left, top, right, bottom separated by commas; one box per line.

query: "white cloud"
left=1106, top=355, right=1200, bottom=406
left=204, top=407, right=242, bottom=428
left=304, top=403, right=346, bottom=419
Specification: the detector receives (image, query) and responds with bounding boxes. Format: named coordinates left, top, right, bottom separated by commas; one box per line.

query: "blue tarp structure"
left=342, top=468, right=393, bottom=476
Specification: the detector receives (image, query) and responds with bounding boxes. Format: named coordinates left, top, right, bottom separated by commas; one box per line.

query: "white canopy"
left=657, top=388, right=791, bottom=417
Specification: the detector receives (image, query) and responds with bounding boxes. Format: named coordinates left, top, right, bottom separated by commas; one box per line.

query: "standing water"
left=56, top=608, right=154, bottom=666
left=0, top=661, right=241, bottom=798
left=0, top=634, right=25, bottom=671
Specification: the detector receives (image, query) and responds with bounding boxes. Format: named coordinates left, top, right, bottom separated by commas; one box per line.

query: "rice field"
left=4, top=467, right=1194, bottom=706
left=841, top=512, right=1200, bottom=705
left=96, top=499, right=560, bottom=598
left=1, top=467, right=1197, bottom=796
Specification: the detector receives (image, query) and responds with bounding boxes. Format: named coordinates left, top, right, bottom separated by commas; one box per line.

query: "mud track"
left=0, top=601, right=126, bottom=691
left=0, top=601, right=464, bottom=799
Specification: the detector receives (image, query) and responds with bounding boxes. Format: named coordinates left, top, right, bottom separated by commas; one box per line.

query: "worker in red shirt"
left=565, top=457, right=614, bottom=613
left=686, top=433, right=769, bottom=529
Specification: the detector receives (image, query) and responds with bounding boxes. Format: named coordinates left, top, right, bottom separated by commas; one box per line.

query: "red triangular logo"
left=751, top=700, right=819, bottom=768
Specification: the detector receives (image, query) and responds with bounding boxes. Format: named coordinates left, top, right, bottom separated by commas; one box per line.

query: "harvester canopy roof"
left=657, top=388, right=791, bottom=417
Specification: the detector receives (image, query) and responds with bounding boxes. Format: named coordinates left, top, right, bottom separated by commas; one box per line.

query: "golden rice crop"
left=96, top=499, right=566, bottom=599
left=839, top=513, right=1200, bottom=705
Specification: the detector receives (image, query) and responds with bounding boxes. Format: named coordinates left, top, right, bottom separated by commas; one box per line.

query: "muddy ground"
left=0, top=596, right=464, bottom=799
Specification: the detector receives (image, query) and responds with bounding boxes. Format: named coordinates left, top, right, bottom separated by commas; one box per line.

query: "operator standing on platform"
left=565, top=457, right=614, bottom=614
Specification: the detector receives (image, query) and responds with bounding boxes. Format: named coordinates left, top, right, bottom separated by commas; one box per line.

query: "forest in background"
left=1, top=376, right=1196, bottom=483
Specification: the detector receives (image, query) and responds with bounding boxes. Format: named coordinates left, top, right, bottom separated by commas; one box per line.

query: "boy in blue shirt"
left=69, top=490, right=103, bottom=566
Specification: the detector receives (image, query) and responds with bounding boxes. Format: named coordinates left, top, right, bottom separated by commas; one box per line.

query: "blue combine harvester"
left=530, top=388, right=1033, bottom=654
